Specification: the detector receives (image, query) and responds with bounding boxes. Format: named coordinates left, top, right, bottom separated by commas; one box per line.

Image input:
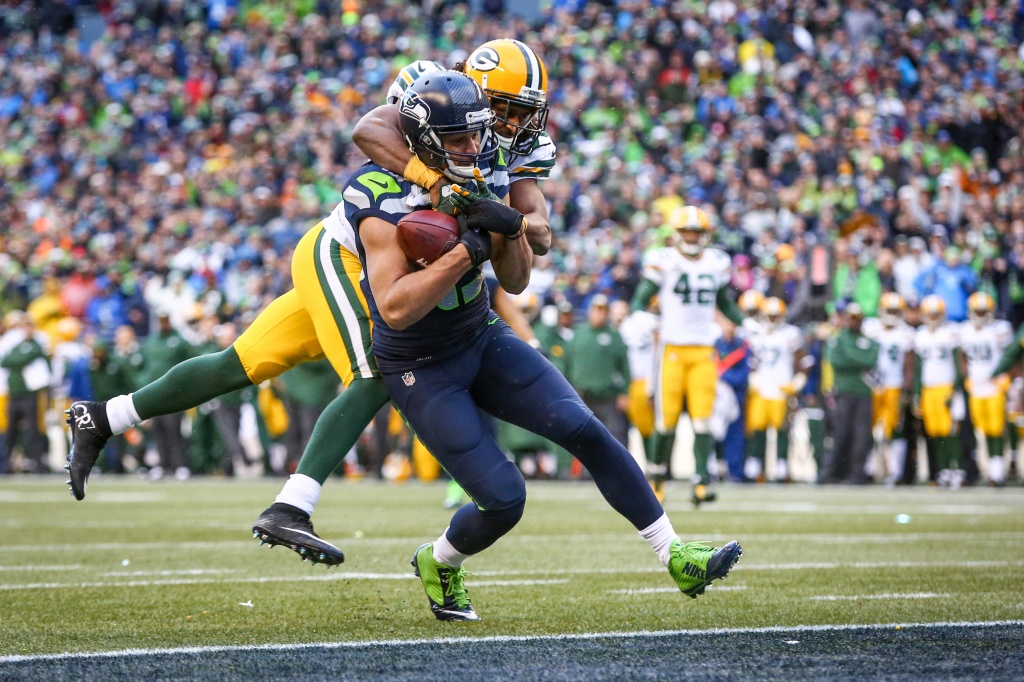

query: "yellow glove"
left=994, top=374, right=1012, bottom=393
left=964, top=378, right=973, bottom=394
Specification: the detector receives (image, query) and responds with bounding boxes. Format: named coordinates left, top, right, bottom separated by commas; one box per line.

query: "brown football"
left=396, top=210, right=461, bottom=268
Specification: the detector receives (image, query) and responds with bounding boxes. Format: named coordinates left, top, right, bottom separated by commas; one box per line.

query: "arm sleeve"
left=913, top=355, right=923, bottom=396
left=716, top=286, right=744, bottom=326
left=630, top=279, right=659, bottom=313
left=992, top=327, right=1024, bottom=376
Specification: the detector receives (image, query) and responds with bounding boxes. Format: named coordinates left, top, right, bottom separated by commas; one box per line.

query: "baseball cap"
left=557, top=300, right=574, bottom=313
left=590, top=294, right=610, bottom=309
left=846, top=302, right=864, bottom=317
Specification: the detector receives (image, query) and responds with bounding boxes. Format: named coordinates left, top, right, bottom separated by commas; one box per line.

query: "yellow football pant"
left=921, top=385, right=954, bottom=438
left=626, top=379, right=654, bottom=439
left=655, top=345, right=716, bottom=431
left=746, top=393, right=788, bottom=432
left=873, top=387, right=902, bottom=439
left=969, top=394, right=1006, bottom=438
left=232, top=223, right=377, bottom=387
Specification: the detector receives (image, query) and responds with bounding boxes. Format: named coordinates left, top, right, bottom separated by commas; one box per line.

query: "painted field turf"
left=1, top=478, right=1022, bottom=680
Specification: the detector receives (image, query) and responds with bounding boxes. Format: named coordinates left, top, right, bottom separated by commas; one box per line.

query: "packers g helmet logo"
left=468, top=46, right=500, bottom=72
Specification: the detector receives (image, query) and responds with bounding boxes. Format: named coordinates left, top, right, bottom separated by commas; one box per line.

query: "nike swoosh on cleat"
left=436, top=609, right=480, bottom=620
left=278, top=527, right=340, bottom=550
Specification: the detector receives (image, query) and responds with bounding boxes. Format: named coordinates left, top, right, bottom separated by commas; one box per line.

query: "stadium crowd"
left=3, top=0, right=1024, bottom=489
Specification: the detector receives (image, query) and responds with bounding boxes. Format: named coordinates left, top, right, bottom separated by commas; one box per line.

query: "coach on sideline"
left=821, top=303, right=880, bottom=485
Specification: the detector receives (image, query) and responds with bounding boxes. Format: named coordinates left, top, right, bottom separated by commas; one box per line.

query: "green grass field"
left=1, top=476, right=1023, bottom=678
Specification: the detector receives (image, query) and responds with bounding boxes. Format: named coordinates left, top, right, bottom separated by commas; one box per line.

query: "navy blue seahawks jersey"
left=343, top=147, right=510, bottom=373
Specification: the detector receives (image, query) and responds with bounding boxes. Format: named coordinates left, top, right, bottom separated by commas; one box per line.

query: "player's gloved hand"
left=458, top=225, right=491, bottom=266
left=434, top=184, right=462, bottom=217
left=911, top=396, right=922, bottom=418
left=964, top=378, right=973, bottom=394
left=994, top=373, right=1011, bottom=393
left=452, top=170, right=526, bottom=238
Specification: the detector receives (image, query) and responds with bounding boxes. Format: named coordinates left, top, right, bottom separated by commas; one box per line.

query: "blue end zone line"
left=2, top=620, right=1022, bottom=664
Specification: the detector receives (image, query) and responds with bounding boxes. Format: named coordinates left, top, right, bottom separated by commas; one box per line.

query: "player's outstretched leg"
left=411, top=543, right=479, bottom=621
left=252, top=503, right=344, bottom=566
left=668, top=540, right=743, bottom=598
left=65, top=400, right=113, bottom=500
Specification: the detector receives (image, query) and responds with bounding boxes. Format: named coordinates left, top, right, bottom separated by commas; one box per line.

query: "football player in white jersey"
left=958, top=292, right=1014, bottom=484
left=355, top=39, right=555, bottom=256
left=862, top=293, right=915, bottom=485
left=630, top=205, right=745, bottom=506
left=618, top=302, right=660, bottom=480
left=744, top=298, right=805, bottom=483
left=912, top=295, right=965, bottom=488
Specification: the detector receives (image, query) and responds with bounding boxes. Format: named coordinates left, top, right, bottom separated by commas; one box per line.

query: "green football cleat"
left=668, top=539, right=742, bottom=599
left=411, top=543, right=480, bottom=621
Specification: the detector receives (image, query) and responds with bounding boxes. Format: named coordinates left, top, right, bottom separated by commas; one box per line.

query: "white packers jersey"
left=913, top=324, right=960, bottom=388
left=506, top=132, right=556, bottom=183
left=642, top=247, right=731, bottom=347
left=748, top=324, right=803, bottom=399
left=862, top=318, right=914, bottom=389
left=619, top=310, right=659, bottom=382
left=959, top=320, right=1014, bottom=397
left=385, top=60, right=445, bottom=104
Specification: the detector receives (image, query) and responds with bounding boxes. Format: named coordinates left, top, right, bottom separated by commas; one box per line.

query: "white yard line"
left=609, top=585, right=748, bottom=595
left=1, top=620, right=1021, bottom=664
left=807, top=593, right=949, bottom=601
left=2, top=560, right=1019, bottom=591
left=0, top=565, right=81, bottom=572
left=4, top=531, right=1024, bottom=553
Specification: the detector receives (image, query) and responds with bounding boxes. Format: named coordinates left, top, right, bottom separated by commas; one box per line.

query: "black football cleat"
left=65, top=401, right=112, bottom=500
left=252, top=503, right=345, bottom=566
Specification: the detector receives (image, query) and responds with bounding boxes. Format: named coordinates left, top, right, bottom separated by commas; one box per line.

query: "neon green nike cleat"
left=411, top=543, right=480, bottom=621
left=668, top=539, right=742, bottom=599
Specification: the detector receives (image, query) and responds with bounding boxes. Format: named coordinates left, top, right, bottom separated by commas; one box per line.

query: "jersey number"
left=887, top=345, right=901, bottom=363
left=674, top=273, right=715, bottom=304
left=966, top=344, right=991, bottom=362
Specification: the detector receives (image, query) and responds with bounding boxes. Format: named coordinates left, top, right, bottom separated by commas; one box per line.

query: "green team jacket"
left=279, top=358, right=340, bottom=409
left=566, top=323, right=629, bottom=402
left=825, top=329, right=879, bottom=397
left=1, top=336, right=48, bottom=395
left=138, top=331, right=194, bottom=387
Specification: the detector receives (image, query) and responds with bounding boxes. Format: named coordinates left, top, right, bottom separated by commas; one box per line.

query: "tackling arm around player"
left=353, top=41, right=553, bottom=256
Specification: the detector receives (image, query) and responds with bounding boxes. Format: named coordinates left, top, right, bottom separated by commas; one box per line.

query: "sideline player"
left=744, top=297, right=805, bottom=483
left=630, top=206, right=744, bottom=506
left=354, top=72, right=740, bottom=621
left=958, top=292, right=1013, bottom=484
left=618, top=300, right=660, bottom=482
left=912, top=295, right=964, bottom=488
left=862, top=293, right=915, bottom=484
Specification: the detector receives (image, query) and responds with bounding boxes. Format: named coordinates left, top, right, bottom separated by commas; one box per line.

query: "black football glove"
left=458, top=225, right=491, bottom=266
left=451, top=171, right=525, bottom=238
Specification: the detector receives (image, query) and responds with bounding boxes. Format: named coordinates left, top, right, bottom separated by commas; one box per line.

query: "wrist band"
left=506, top=216, right=528, bottom=240
left=403, top=156, right=444, bottom=189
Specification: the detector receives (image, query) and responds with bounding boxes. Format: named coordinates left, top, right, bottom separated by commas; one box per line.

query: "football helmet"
left=399, top=72, right=497, bottom=182
left=464, top=39, right=548, bottom=156
left=920, top=294, right=946, bottom=330
left=761, top=297, right=787, bottom=331
left=386, top=60, right=445, bottom=105
left=967, top=291, right=995, bottom=328
left=879, top=292, right=905, bottom=328
left=669, top=205, right=713, bottom=257
left=738, top=290, right=765, bottom=318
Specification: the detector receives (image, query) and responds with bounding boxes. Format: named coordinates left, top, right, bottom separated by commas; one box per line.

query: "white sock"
left=274, top=474, right=322, bottom=516
left=106, top=394, right=142, bottom=435
left=744, top=457, right=762, bottom=481
left=989, top=456, right=1005, bottom=485
left=775, top=458, right=788, bottom=481
left=639, top=513, right=678, bottom=566
left=433, top=529, right=470, bottom=568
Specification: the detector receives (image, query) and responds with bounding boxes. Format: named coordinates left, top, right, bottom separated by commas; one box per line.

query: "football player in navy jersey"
left=351, top=71, right=742, bottom=622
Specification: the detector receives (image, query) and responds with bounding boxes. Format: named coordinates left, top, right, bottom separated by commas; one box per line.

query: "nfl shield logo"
left=402, top=372, right=416, bottom=387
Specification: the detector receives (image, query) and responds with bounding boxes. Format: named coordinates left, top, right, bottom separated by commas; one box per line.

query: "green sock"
left=643, top=435, right=656, bottom=463
left=650, top=430, right=676, bottom=483
left=132, top=347, right=253, bottom=420
left=748, top=430, right=767, bottom=464
left=807, top=415, right=825, bottom=467
left=693, top=432, right=713, bottom=482
left=295, top=378, right=391, bottom=485
left=987, top=436, right=1004, bottom=460
left=1007, top=424, right=1019, bottom=452
left=776, top=428, right=790, bottom=462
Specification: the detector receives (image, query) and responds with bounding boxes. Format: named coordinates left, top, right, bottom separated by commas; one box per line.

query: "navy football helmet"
left=399, top=71, right=497, bottom=182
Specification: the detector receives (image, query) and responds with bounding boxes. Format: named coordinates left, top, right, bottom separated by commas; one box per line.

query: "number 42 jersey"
left=641, top=247, right=731, bottom=347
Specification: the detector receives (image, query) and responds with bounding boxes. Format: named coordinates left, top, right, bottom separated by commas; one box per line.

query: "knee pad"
left=691, top=418, right=711, bottom=435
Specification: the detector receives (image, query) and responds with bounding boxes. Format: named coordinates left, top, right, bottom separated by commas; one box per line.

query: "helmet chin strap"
left=494, top=132, right=514, bottom=151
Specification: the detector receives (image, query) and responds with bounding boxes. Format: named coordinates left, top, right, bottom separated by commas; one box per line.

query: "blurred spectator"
left=913, top=246, right=977, bottom=322
left=0, top=312, right=51, bottom=473
left=139, top=311, right=194, bottom=481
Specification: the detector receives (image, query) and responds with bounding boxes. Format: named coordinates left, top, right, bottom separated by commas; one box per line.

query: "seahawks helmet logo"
left=468, top=47, right=500, bottom=72
left=400, top=91, right=431, bottom=124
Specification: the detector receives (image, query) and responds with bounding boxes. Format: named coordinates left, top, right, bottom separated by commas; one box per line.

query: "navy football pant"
left=383, top=321, right=663, bottom=555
